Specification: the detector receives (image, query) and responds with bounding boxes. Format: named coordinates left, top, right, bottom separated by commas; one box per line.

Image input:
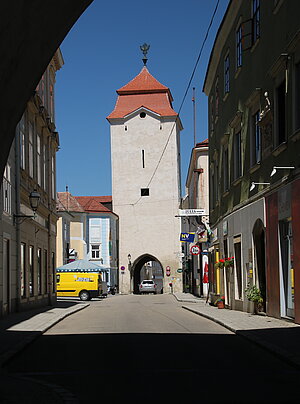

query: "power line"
left=132, top=0, right=220, bottom=206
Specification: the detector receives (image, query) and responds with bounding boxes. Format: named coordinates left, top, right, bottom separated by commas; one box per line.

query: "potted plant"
left=224, top=256, right=234, bottom=268
left=214, top=295, right=225, bottom=309
left=215, top=259, right=225, bottom=269
left=245, top=283, right=263, bottom=313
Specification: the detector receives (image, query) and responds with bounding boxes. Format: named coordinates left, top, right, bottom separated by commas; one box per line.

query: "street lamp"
left=249, top=182, right=270, bottom=192
left=14, top=189, right=41, bottom=224
left=270, top=166, right=295, bottom=177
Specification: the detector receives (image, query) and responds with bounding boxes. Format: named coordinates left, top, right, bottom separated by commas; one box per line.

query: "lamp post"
left=128, top=253, right=132, bottom=294
left=14, top=189, right=41, bottom=224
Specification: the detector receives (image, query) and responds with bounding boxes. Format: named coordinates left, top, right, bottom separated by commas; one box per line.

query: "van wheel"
left=79, top=290, right=90, bottom=301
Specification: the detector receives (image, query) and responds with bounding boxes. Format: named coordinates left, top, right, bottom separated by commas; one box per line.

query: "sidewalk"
left=174, top=292, right=300, bottom=369
left=0, top=299, right=89, bottom=403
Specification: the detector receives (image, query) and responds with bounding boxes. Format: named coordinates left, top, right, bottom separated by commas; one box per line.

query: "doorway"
left=252, top=219, right=267, bottom=312
left=279, top=219, right=294, bottom=318
left=132, top=254, right=164, bottom=294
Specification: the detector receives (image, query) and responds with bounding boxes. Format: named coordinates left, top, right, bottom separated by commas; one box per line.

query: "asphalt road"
left=5, top=294, right=300, bottom=403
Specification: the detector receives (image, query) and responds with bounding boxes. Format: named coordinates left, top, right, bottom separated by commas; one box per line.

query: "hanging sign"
left=180, top=232, right=195, bottom=243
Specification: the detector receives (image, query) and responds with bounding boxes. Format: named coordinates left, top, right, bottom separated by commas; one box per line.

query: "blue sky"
left=56, top=0, right=229, bottom=197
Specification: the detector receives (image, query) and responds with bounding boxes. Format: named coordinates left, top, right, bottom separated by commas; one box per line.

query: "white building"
left=107, top=65, right=182, bottom=294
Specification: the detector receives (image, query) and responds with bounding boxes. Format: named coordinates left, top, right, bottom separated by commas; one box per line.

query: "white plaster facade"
left=108, top=68, right=183, bottom=294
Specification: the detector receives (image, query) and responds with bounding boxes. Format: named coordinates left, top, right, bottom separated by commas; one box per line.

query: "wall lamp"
left=270, top=166, right=295, bottom=177
left=249, top=182, right=270, bottom=192
left=14, top=189, right=41, bottom=224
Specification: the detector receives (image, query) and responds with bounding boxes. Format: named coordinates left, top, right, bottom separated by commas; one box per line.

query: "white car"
left=139, top=280, right=157, bottom=294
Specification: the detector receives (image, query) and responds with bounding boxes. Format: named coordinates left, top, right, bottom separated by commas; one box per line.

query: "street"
left=5, top=294, right=300, bottom=403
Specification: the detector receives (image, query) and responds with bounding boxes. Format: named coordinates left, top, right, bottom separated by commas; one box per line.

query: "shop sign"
left=180, top=232, right=195, bottom=242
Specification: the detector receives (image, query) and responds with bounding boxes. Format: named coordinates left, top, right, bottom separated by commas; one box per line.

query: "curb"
left=182, top=305, right=300, bottom=370
left=0, top=303, right=89, bottom=368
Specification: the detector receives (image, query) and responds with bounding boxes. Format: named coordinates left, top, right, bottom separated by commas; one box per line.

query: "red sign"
left=203, top=262, right=209, bottom=283
left=166, top=266, right=171, bottom=276
left=190, top=245, right=201, bottom=255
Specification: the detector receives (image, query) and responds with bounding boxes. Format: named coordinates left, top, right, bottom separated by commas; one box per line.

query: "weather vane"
left=140, top=43, right=150, bottom=65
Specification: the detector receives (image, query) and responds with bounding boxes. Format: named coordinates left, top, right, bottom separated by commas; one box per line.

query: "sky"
left=55, top=0, right=230, bottom=197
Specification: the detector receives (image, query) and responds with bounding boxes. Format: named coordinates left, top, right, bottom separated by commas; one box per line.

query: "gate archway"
left=132, top=254, right=164, bottom=294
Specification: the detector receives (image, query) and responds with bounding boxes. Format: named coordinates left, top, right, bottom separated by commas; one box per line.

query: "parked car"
left=139, top=280, right=157, bottom=294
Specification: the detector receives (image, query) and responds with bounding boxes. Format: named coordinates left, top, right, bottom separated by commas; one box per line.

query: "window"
left=276, top=80, right=286, bottom=145
left=44, top=250, right=48, bottom=294
left=37, top=248, right=42, bottom=295
left=210, top=96, right=214, bottom=132
left=233, top=131, right=242, bottom=179
left=29, top=246, right=34, bottom=296
left=91, top=244, right=101, bottom=259
left=236, top=24, right=242, bottom=68
left=28, top=122, right=34, bottom=178
left=51, top=153, right=55, bottom=199
left=223, top=147, right=229, bottom=192
left=215, top=78, right=219, bottom=118
left=141, top=188, right=149, bottom=196
left=37, top=133, right=41, bottom=186
left=52, top=252, right=56, bottom=293
left=140, top=112, right=146, bottom=118
left=224, top=54, right=230, bottom=94
left=43, top=143, right=47, bottom=191
left=19, top=115, right=26, bottom=170
left=3, top=163, right=12, bottom=215
left=252, top=0, right=260, bottom=43
left=251, top=111, right=261, bottom=165
left=295, top=62, right=300, bottom=131
left=142, top=150, right=145, bottom=168
left=21, top=243, right=26, bottom=298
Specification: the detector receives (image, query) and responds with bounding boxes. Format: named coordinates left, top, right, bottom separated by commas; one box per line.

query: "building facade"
left=0, top=49, right=63, bottom=316
left=107, top=65, right=183, bottom=294
left=203, top=0, right=300, bottom=322
left=56, top=192, right=119, bottom=287
left=182, top=139, right=209, bottom=297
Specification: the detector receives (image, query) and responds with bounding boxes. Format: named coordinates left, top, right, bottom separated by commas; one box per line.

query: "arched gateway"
left=107, top=55, right=183, bottom=294
left=132, top=254, right=164, bottom=294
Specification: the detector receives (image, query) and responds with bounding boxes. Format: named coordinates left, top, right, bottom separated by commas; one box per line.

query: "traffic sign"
left=190, top=245, right=201, bottom=255
left=166, top=266, right=171, bottom=276
left=177, top=268, right=183, bottom=273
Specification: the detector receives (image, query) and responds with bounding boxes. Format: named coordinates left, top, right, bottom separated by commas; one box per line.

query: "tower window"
left=140, top=112, right=146, bottom=118
left=142, top=150, right=145, bottom=168
left=141, top=188, right=149, bottom=196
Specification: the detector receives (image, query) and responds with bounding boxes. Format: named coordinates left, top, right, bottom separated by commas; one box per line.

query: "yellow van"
left=56, top=271, right=103, bottom=301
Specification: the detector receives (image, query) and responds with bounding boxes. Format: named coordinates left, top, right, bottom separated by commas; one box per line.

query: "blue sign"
left=180, top=233, right=195, bottom=243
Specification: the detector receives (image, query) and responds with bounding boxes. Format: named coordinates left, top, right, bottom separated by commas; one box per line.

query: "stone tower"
left=107, top=65, right=182, bottom=294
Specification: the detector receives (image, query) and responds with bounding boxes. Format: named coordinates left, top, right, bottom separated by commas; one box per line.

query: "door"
left=3, top=239, right=10, bottom=314
left=279, top=220, right=294, bottom=318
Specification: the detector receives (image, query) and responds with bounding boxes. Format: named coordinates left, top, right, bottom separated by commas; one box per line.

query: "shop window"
left=21, top=243, right=26, bottom=298
left=29, top=246, right=34, bottom=296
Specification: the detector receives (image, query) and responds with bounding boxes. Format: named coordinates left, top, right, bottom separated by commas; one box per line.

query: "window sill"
left=272, top=142, right=287, bottom=156
left=251, top=38, right=260, bottom=53
left=232, top=177, right=242, bottom=187
left=223, top=92, right=229, bottom=102
left=249, top=162, right=261, bottom=174
left=291, top=128, right=300, bottom=142
left=234, top=67, right=242, bottom=79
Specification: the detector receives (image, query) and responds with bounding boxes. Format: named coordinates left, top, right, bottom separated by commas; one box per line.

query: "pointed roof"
left=117, top=66, right=170, bottom=96
left=75, top=196, right=111, bottom=213
left=107, top=67, right=178, bottom=120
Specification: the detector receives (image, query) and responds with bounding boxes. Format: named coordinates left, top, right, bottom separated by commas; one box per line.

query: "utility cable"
left=131, top=0, right=220, bottom=206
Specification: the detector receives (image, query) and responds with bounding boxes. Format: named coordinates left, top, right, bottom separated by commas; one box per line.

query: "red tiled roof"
left=57, top=192, right=85, bottom=212
left=195, top=139, right=209, bottom=148
left=75, top=196, right=112, bottom=213
left=107, top=67, right=177, bottom=120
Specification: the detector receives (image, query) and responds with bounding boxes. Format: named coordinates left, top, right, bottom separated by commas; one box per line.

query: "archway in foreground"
left=132, top=254, right=164, bottom=294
